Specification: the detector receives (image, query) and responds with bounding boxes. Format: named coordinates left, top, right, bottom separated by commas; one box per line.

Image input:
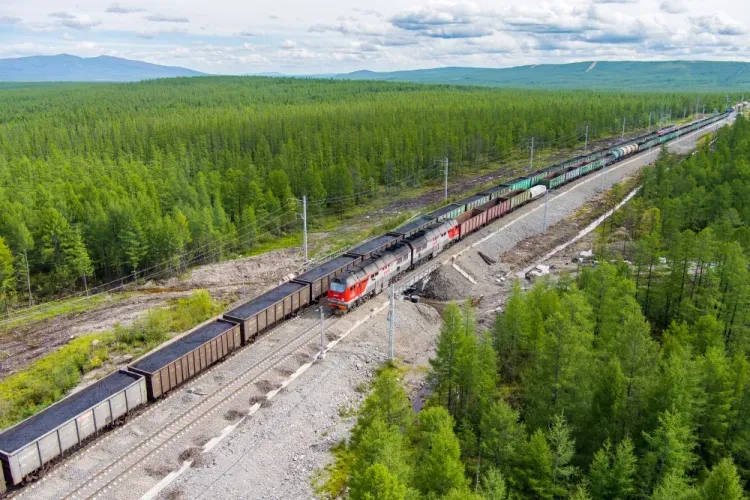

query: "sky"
left=0, top=0, right=748, bottom=74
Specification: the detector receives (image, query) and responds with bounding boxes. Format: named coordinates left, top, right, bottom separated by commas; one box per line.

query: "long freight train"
left=0, top=109, right=731, bottom=492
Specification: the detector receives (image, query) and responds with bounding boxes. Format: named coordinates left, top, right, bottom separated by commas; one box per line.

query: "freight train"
left=0, top=109, right=730, bottom=493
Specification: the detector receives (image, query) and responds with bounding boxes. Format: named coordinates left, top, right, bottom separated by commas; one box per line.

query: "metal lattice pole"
left=319, top=305, right=325, bottom=360
left=444, top=158, right=449, bottom=202
left=529, top=137, right=534, bottom=171
left=388, top=286, right=395, bottom=361
left=302, top=195, right=308, bottom=262
left=584, top=124, right=588, bottom=152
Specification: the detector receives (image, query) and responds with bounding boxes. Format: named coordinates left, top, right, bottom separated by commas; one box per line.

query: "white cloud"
left=659, top=0, right=687, bottom=14
left=691, top=13, right=746, bottom=36
left=62, top=17, right=102, bottom=30
left=106, top=3, right=146, bottom=14
left=145, top=14, right=190, bottom=23
left=49, top=12, right=76, bottom=19
left=1, top=0, right=749, bottom=74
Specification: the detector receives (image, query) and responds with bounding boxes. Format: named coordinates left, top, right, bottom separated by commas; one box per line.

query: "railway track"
left=7, top=112, right=733, bottom=499
left=70, top=310, right=339, bottom=500
left=64, top=257, right=443, bottom=499
left=13, top=308, right=340, bottom=500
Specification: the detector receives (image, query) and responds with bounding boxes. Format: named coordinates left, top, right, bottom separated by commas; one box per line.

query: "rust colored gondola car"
left=293, top=255, right=360, bottom=304
left=128, top=319, right=242, bottom=400
left=224, top=281, right=310, bottom=342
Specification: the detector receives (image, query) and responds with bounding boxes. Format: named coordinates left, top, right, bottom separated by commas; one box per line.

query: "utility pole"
left=388, top=286, right=395, bottom=360
left=302, top=195, right=308, bottom=262
left=444, top=157, right=449, bottom=202
left=702, top=104, right=706, bottom=116
left=543, top=191, right=549, bottom=233
left=695, top=97, right=700, bottom=118
left=318, top=305, right=325, bottom=360
left=24, top=250, right=32, bottom=307
left=621, top=117, right=626, bottom=142
left=683, top=107, right=687, bottom=120
left=726, top=94, right=730, bottom=111
left=584, top=124, right=589, bottom=152
left=529, top=137, right=534, bottom=172
left=648, top=112, right=651, bottom=132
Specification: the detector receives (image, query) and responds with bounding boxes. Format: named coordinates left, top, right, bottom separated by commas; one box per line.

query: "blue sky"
left=0, top=0, right=748, bottom=74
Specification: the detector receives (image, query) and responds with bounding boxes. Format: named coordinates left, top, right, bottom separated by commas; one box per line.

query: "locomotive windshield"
left=330, top=282, right=346, bottom=293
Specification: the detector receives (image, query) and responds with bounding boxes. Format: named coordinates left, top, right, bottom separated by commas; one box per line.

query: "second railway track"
left=16, top=307, right=341, bottom=500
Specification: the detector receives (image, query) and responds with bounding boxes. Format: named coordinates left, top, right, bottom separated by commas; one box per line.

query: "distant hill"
left=334, top=61, right=750, bottom=91
left=0, top=54, right=204, bottom=82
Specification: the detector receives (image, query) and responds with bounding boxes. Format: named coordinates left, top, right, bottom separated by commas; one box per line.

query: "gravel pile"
left=423, top=265, right=475, bottom=301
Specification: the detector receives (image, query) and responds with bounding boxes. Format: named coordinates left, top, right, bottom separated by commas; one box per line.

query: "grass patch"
left=0, top=290, right=223, bottom=429
left=312, top=439, right=355, bottom=499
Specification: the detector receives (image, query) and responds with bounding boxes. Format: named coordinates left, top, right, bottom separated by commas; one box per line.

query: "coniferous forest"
left=0, top=77, right=723, bottom=310
left=319, top=115, right=750, bottom=499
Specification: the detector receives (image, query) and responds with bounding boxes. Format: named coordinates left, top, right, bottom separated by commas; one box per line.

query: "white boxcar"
left=0, top=370, right=146, bottom=486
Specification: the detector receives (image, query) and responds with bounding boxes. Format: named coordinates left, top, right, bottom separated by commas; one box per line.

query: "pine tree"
left=700, top=457, right=744, bottom=500
left=547, top=414, right=578, bottom=497
left=412, top=407, right=467, bottom=496
left=479, top=468, right=508, bottom=500
left=587, top=438, right=637, bottom=500
left=0, top=237, right=15, bottom=312
left=641, top=408, right=697, bottom=493
left=479, top=399, right=526, bottom=488
left=351, top=367, right=412, bottom=447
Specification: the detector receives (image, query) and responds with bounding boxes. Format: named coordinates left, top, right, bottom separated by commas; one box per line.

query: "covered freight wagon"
left=345, top=234, right=402, bottom=260
left=293, top=255, right=359, bottom=303
left=129, top=319, right=242, bottom=399
left=0, top=370, right=147, bottom=486
left=224, top=281, right=310, bottom=341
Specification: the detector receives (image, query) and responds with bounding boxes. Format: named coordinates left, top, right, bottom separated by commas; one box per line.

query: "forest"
left=317, top=116, right=750, bottom=498
left=0, top=77, right=724, bottom=312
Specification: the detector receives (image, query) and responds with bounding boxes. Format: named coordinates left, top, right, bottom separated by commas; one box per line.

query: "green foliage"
left=329, top=102, right=750, bottom=500
left=0, top=237, right=15, bottom=311
left=0, top=78, right=717, bottom=303
left=700, top=458, right=745, bottom=500
left=0, top=290, right=220, bottom=428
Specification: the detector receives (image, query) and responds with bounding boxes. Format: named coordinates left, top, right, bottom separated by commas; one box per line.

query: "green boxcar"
left=564, top=167, right=582, bottom=182
left=427, top=203, right=466, bottom=222
left=507, top=177, right=531, bottom=191
left=526, top=172, right=545, bottom=186
left=540, top=174, right=565, bottom=189
left=480, top=184, right=512, bottom=201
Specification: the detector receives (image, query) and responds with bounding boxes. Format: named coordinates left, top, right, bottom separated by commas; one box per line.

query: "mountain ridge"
left=0, top=54, right=205, bottom=82
left=332, top=60, right=750, bottom=91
